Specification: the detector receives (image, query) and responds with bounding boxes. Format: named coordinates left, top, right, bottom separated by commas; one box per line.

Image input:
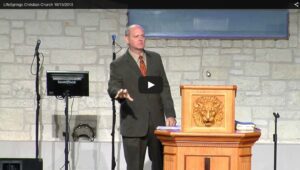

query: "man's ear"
left=124, top=35, right=129, bottom=44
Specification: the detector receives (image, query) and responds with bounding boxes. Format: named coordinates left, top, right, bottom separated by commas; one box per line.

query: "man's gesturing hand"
left=115, top=89, right=134, bottom=101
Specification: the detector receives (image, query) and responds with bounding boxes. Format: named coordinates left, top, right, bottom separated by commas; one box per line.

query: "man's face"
left=125, top=26, right=145, bottom=51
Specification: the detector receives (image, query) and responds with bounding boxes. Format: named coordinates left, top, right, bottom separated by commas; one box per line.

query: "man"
left=107, top=24, right=176, bottom=170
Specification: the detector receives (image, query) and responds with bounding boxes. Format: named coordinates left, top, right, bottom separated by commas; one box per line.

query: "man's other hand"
left=166, top=117, right=176, bottom=127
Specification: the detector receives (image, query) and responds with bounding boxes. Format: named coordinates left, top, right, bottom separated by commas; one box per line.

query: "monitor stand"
left=63, top=90, right=70, bottom=170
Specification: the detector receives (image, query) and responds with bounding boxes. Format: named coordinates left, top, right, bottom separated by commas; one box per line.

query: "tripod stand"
left=34, top=39, right=41, bottom=159
left=46, top=70, right=89, bottom=170
left=111, top=34, right=117, bottom=170
left=63, top=91, right=71, bottom=170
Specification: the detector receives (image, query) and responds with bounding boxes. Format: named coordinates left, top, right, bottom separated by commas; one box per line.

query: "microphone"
left=112, top=35, right=116, bottom=46
left=273, top=112, right=280, bottom=118
left=35, top=39, right=41, bottom=55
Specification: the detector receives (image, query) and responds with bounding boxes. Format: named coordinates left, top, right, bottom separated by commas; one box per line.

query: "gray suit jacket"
left=108, top=49, right=176, bottom=137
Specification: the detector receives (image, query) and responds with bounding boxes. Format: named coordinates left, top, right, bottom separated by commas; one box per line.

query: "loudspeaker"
left=0, top=158, right=42, bottom=170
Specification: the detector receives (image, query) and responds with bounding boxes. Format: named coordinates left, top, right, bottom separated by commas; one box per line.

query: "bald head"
left=124, top=24, right=145, bottom=54
left=125, top=24, right=144, bottom=36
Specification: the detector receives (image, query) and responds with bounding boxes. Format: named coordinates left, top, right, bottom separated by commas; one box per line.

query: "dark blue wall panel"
left=128, top=10, right=289, bottom=39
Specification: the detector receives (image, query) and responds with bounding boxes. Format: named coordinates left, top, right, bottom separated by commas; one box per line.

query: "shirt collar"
left=128, top=49, right=145, bottom=62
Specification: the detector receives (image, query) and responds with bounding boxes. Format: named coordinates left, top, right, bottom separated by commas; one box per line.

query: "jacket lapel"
left=125, top=50, right=142, bottom=77
left=145, top=50, right=153, bottom=76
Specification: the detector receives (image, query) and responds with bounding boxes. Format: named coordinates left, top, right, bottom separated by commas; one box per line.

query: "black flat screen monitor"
left=46, top=71, right=89, bottom=97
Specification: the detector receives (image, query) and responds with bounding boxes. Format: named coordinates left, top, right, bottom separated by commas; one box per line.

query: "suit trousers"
left=122, top=116, right=163, bottom=170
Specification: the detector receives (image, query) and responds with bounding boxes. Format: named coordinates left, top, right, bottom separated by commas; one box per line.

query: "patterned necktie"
left=139, top=56, right=147, bottom=77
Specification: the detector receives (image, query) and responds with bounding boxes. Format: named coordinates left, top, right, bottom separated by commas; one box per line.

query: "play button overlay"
left=148, top=81, right=155, bottom=89
left=139, top=76, right=163, bottom=94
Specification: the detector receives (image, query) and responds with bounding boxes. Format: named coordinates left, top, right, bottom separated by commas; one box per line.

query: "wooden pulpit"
left=155, top=85, right=261, bottom=170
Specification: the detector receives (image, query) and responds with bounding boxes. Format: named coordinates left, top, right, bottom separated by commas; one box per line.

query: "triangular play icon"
left=148, top=81, right=155, bottom=89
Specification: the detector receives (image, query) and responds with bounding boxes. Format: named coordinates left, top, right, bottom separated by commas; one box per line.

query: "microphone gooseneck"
left=112, top=35, right=116, bottom=60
